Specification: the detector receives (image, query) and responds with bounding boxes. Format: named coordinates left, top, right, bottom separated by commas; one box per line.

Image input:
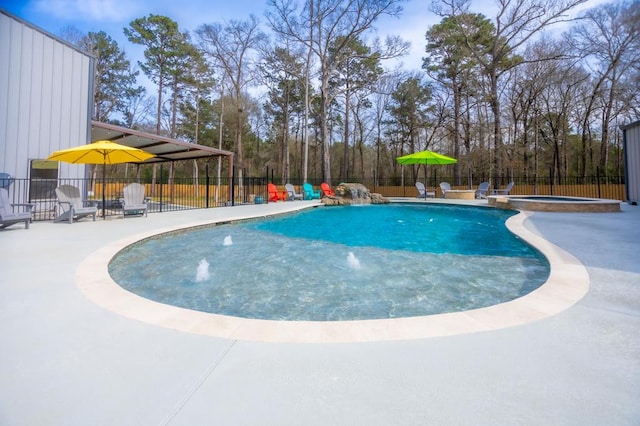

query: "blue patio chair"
left=302, top=183, right=321, bottom=200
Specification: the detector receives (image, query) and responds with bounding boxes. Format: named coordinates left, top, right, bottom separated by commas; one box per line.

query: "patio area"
left=1, top=199, right=639, bottom=425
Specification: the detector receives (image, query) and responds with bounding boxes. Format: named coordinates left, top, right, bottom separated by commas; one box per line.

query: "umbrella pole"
left=425, top=166, right=428, bottom=199
left=102, top=162, right=106, bottom=220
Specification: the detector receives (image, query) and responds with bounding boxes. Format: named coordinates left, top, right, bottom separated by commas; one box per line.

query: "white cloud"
left=33, top=0, right=142, bottom=22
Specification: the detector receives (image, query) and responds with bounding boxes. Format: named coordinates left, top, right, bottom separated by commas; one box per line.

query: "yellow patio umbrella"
left=48, top=140, right=155, bottom=218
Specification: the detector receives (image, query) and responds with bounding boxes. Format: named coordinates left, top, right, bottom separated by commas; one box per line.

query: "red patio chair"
left=268, top=183, right=287, bottom=202
left=320, top=182, right=335, bottom=197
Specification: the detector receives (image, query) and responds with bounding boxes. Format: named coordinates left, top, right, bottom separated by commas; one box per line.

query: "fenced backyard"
left=3, top=174, right=627, bottom=222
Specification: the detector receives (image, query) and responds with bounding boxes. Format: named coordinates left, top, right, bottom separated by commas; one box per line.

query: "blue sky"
left=1, top=0, right=607, bottom=75
left=1, top=0, right=435, bottom=72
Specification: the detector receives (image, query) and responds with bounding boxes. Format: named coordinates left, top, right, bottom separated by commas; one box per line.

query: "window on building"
left=29, top=160, right=58, bottom=201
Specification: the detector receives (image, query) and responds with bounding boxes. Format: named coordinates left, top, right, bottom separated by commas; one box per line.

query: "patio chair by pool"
left=0, top=188, right=33, bottom=230
left=475, top=182, right=490, bottom=199
left=122, top=183, right=148, bottom=217
left=320, top=183, right=335, bottom=197
left=285, top=183, right=303, bottom=201
left=54, top=185, right=97, bottom=224
left=302, top=183, right=321, bottom=200
left=439, top=182, right=451, bottom=198
left=268, top=183, right=287, bottom=202
left=415, top=182, right=435, bottom=198
left=491, top=181, right=514, bottom=196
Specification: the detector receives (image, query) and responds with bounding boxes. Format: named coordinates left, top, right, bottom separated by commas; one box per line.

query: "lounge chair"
left=302, top=183, right=321, bottom=200
left=54, top=185, right=97, bottom=224
left=415, top=182, right=435, bottom=198
left=121, top=183, right=148, bottom=217
left=491, top=181, right=514, bottom=196
left=285, top=183, right=303, bottom=201
left=439, top=182, right=451, bottom=198
left=267, top=183, right=287, bottom=202
left=320, top=182, right=335, bottom=197
left=0, top=188, right=33, bottom=230
left=475, top=182, right=490, bottom=199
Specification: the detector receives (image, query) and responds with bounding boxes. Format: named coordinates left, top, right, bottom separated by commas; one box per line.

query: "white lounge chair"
left=491, top=181, right=514, bottom=196
left=415, top=182, right=435, bottom=198
left=439, top=182, right=451, bottom=198
left=54, top=185, right=97, bottom=224
left=0, top=188, right=33, bottom=230
left=475, top=182, right=490, bottom=199
left=285, top=183, right=303, bottom=201
left=122, top=183, right=148, bottom=217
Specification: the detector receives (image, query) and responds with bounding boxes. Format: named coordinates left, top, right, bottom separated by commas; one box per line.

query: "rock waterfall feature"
left=321, top=183, right=389, bottom=206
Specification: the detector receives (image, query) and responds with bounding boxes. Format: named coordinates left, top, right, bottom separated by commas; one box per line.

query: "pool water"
left=109, top=204, right=549, bottom=321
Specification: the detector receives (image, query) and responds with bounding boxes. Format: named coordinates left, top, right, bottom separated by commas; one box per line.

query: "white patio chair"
left=122, top=183, right=148, bottom=217
left=0, top=188, right=33, bottom=230
left=415, top=182, right=435, bottom=198
left=439, top=182, right=451, bottom=198
left=475, top=182, right=490, bottom=199
left=491, top=181, right=514, bottom=196
left=54, top=185, right=97, bottom=224
left=285, top=183, right=303, bottom=201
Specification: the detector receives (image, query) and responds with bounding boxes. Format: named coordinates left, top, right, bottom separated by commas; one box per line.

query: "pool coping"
left=76, top=204, right=590, bottom=343
left=488, top=195, right=621, bottom=212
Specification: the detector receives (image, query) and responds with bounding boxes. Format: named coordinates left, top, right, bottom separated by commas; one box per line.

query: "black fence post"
left=596, top=166, right=602, bottom=199
left=159, top=164, right=164, bottom=212
left=231, top=166, right=235, bottom=206
left=205, top=164, right=210, bottom=208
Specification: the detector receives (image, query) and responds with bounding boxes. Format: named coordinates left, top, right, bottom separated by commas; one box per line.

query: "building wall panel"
left=0, top=10, right=93, bottom=182
left=0, top=17, right=9, bottom=166
left=622, top=121, right=640, bottom=204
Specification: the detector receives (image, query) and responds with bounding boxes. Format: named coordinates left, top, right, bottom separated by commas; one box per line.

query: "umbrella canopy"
left=47, top=140, right=156, bottom=165
left=396, top=150, right=457, bottom=199
left=396, top=150, right=457, bottom=165
left=48, top=140, right=155, bottom=219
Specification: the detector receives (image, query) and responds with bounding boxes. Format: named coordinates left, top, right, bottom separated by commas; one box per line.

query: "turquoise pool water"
left=109, top=204, right=549, bottom=321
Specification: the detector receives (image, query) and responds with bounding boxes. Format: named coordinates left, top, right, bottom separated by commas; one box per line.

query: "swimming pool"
left=109, top=204, right=549, bottom=321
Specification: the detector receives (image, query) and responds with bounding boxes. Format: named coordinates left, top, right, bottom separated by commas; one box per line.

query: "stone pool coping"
left=76, top=204, right=589, bottom=343
left=488, top=195, right=621, bottom=212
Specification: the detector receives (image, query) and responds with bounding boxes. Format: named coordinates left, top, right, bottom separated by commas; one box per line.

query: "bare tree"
left=259, top=42, right=306, bottom=183
left=197, top=15, right=267, bottom=196
left=568, top=0, right=640, bottom=175
left=267, top=0, right=407, bottom=183
left=435, top=0, right=589, bottom=179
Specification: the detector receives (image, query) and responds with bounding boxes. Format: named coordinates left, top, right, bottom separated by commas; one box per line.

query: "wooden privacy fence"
left=95, top=182, right=626, bottom=204
left=375, top=183, right=625, bottom=200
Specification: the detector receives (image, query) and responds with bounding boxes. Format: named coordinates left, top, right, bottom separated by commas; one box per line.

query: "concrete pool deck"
left=1, top=198, right=639, bottom=424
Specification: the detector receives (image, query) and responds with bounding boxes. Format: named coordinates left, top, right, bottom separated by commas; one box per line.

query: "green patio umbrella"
left=396, top=150, right=457, bottom=198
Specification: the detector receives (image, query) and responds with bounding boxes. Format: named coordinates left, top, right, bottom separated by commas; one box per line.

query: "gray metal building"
left=0, top=9, right=94, bottom=202
left=621, top=120, right=640, bottom=205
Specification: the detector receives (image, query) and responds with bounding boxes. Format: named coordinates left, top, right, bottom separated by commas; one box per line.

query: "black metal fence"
left=338, top=173, right=626, bottom=200
left=1, top=170, right=626, bottom=222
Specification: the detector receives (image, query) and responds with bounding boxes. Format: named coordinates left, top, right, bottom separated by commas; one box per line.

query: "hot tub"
left=488, top=195, right=621, bottom=212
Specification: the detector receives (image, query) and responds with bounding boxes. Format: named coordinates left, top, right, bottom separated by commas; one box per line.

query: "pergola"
left=91, top=120, right=233, bottom=165
left=91, top=120, right=235, bottom=203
